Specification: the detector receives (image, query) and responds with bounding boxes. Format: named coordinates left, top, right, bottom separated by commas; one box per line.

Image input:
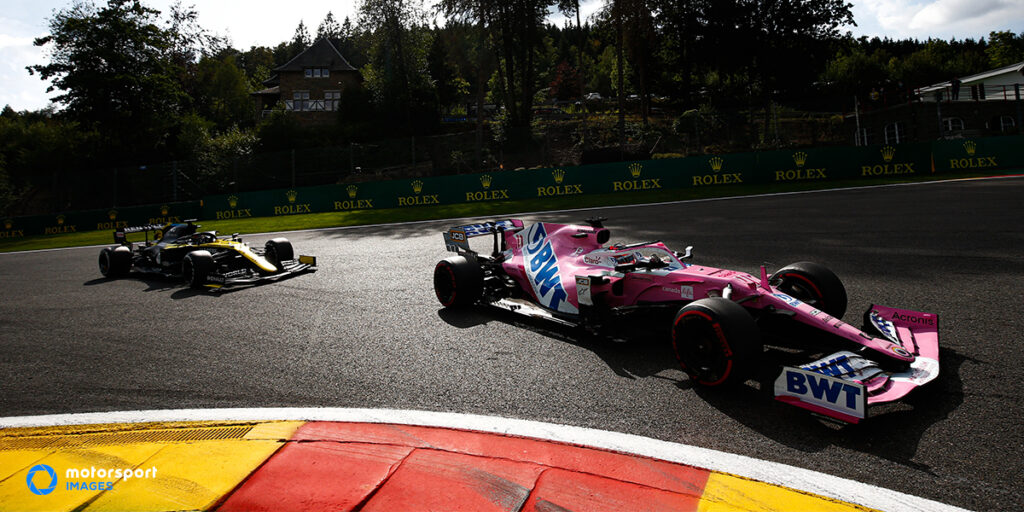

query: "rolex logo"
left=108, top=210, right=118, bottom=221
left=963, top=140, right=976, bottom=156
left=709, top=157, right=724, bottom=172
left=160, top=205, right=169, bottom=215
left=480, top=174, right=493, bottom=189
left=881, top=146, right=896, bottom=163
left=3, top=219, right=11, bottom=230
left=228, top=195, right=239, bottom=208
left=412, top=180, right=424, bottom=194
left=56, top=215, right=65, bottom=225
left=793, top=152, right=807, bottom=168
left=552, top=169, right=565, bottom=184
left=628, top=162, right=642, bottom=178
left=286, top=190, right=298, bottom=203
left=347, top=185, right=358, bottom=198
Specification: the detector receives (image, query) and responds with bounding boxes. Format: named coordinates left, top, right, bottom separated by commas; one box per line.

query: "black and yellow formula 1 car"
left=97, top=220, right=316, bottom=289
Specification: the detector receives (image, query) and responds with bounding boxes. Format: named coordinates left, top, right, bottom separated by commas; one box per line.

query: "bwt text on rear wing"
left=443, top=219, right=524, bottom=253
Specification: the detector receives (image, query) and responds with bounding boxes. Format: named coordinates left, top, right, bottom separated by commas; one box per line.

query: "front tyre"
left=182, top=250, right=214, bottom=289
left=770, top=261, right=847, bottom=318
left=672, top=298, right=762, bottom=387
left=433, top=256, right=483, bottom=307
left=264, top=238, right=294, bottom=271
left=99, top=246, right=131, bottom=277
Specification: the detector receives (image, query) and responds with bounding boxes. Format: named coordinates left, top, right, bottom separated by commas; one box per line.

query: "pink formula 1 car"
left=432, top=218, right=939, bottom=423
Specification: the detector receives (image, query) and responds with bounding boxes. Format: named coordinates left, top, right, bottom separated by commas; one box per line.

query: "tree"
left=292, top=20, right=311, bottom=51
left=193, top=54, right=252, bottom=129
left=317, top=11, right=342, bottom=41
left=986, top=31, right=1024, bottom=68
left=28, top=0, right=186, bottom=160
left=359, top=0, right=435, bottom=134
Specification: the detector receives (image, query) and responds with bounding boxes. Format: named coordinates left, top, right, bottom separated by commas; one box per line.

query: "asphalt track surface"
left=2, top=177, right=1022, bottom=512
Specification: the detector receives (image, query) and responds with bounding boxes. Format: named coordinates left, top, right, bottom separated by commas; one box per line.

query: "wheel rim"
left=674, top=312, right=733, bottom=385
left=773, top=272, right=823, bottom=308
left=433, top=263, right=457, bottom=306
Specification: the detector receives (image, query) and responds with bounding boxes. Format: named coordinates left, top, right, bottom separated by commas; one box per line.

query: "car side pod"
left=773, top=305, right=940, bottom=423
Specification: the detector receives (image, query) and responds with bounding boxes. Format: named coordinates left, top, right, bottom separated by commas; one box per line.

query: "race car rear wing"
left=113, top=219, right=198, bottom=244
left=114, top=224, right=165, bottom=244
left=443, top=219, right=524, bottom=254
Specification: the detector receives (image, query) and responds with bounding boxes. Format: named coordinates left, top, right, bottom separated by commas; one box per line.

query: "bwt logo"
left=26, top=464, right=57, bottom=495
left=785, top=371, right=862, bottom=409
left=524, top=223, right=571, bottom=313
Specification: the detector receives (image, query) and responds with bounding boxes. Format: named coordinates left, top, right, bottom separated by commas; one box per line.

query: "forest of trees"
left=2, top=0, right=1023, bottom=215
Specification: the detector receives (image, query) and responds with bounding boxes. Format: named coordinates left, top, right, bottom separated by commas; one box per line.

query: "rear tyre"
left=265, top=238, right=294, bottom=271
left=770, top=261, right=847, bottom=318
left=99, top=246, right=131, bottom=277
left=672, top=298, right=762, bottom=387
left=182, top=250, right=214, bottom=289
left=433, top=255, right=483, bottom=307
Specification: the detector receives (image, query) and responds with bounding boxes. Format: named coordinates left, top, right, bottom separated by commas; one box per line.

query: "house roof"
left=251, top=86, right=279, bottom=96
left=273, top=38, right=357, bottom=73
left=917, top=61, right=1024, bottom=93
left=959, top=61, right=1024, bottom=84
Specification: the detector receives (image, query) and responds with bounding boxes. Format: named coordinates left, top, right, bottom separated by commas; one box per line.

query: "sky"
left=2, top=0, right=1024, bottom=112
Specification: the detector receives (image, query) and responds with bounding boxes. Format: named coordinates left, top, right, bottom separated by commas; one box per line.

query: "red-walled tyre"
left=770, top=261, right=847, bottom=318
left=672, top=298, right=762, bottom=387
left=433, top=256, right=483, bottom=307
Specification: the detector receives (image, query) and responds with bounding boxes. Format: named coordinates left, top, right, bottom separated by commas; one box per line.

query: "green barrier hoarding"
left=2, top=201, right=202, bottom=239
left=9, top=135, right=1020, bottom=241
left=931, top=135, right=1024, bottom=173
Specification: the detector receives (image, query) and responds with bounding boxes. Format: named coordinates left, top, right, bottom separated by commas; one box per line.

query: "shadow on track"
left=437, top=306, right=682, bottom=383
left=83, top=274, right=260, bottom=299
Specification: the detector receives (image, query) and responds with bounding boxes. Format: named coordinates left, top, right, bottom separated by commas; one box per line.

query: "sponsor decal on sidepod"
left=522, top=223, right=577, bottom=314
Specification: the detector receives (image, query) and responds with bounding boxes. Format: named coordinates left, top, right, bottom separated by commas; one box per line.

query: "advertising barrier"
left=1, top=201, right=202, bottom=240
left=4, top=136, right=1020, bottom=239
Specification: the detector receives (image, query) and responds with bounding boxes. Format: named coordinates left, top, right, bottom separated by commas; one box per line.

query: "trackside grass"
left=0, top=170, right=1018, bottom=253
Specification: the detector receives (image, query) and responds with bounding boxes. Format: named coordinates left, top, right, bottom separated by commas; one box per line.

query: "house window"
left=304, top=68, right=329, bottom=78
left=884, top=122, right=905, bottom=144
left=325, top=90, right=341, bottom=111
left=855, top=127, right=871, bottom=146
left=943, top=117, right=964, bottom=133
left=1000, top=116, right=1016, bottom=132
left=292, top=90, right=310, bottom=111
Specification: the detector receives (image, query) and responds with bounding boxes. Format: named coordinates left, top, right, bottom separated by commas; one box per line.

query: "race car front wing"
left=773, top=304, right=939, bottom=423
left=203, top=255, right=317, bottom=290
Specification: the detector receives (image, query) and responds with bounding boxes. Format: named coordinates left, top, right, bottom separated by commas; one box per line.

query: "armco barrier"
left=3, top=136, right=1020, bottom=239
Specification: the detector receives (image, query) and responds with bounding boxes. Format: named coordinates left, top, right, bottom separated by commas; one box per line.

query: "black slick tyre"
left=433, top=255, right=483, bottom=307
left=672, top=298, right=762, bottom=387
left=182, top=250, right=214, bottom=289
left=99, top=246, right=131, bottom=277
left=770, top=261, right=847, bottom=318
left=265, top=238, right=294, bottom=271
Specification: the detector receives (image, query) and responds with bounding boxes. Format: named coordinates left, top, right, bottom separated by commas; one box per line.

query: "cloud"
left=0, top=35, right=55, bottom=111
left=854, top=0, right=1024, bottom=39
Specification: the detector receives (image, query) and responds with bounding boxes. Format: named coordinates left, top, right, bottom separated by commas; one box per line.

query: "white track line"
left=3, top=173, right=1021, bottom=256
left=0, top=407, right=968, bottom=512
